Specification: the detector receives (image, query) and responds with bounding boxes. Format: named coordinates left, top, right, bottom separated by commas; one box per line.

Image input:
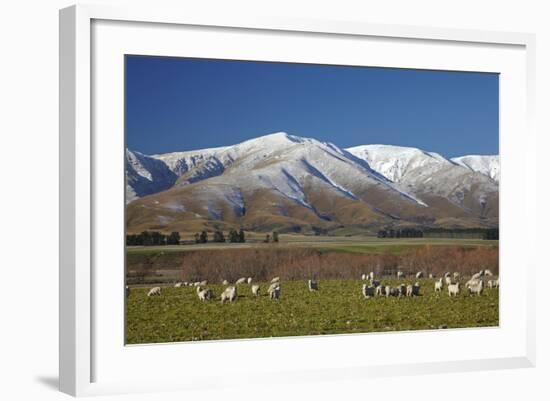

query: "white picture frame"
left=59, top=4, right=536, bottom=397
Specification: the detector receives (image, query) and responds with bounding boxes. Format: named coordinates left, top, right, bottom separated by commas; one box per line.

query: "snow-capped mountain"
left=126, top=149, right=177, bottom=203
left=126, top=133, right=499, bottom=233
left=451, top=155, right=500, bottom=182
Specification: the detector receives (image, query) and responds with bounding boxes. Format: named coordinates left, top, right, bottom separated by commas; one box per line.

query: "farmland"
left=126, top=278, right=499, bottom=344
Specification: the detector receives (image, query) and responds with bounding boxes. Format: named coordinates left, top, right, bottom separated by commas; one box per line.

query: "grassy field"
left=126, top=278, right=499, bottom=344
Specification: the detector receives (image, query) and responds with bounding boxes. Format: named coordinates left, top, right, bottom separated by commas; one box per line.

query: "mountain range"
left=125, top=132, right=499, bottom=235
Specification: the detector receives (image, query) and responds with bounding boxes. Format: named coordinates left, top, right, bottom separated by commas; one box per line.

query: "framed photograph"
left=60, top=4, right=536, bottom=396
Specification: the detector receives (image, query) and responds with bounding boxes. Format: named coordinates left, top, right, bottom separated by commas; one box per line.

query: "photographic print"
left=125, top=56, right=499, bottom=344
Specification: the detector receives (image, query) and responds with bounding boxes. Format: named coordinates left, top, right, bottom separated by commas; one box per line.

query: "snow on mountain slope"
left=346, top=144, right=452, bottom=183
left=451, top=155, right=500, bottom=182
left=125, top=149, right=177, bottom=203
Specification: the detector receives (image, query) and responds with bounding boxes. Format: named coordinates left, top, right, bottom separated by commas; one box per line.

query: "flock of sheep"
left=133, top=268, right=498, bottom=303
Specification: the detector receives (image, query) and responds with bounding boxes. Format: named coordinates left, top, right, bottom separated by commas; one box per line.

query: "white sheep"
left=220, top=286, right=237, bottom=303
left=235, top=277, right=247, bottom=285
left=468, top=280, right=484, bottom=296
left=174, top=282, right=183, bottom=288
left=471, top=272, right=482, bottom=281
left=222, top=279, right=229, bottom=285
left=448, top=282, right=460, bottom=297
left=434, top=278, right=444, bottom=293
left=453, top=272, right=460, bottom=280
left=428, top=273, right=435, bottom=279
left=487, top=279, right=497, bottom=289
left=147, top=286, right=161, bottom=297
left=484, top=269, right=494, bottom=276
left=270, top=277, right=280, bottom=284
left=193, top=282, right=201, bottom=287
left=251, top=284, right=260, bottom=296
left=308, top=279, right=319, bottom=291
left=362, top=284, right=375, bottom=298
left=247, top=277, right=253, bottom=284
left=444, top=272, right=451, bottom=278
left=445, top=276, right=453, bottom=286
left=196, top=286, right=213, bottom=301
left=199, top=280, right=208, bottom=286
left=406, top=284, right=413, bottom=297
left=397, top=271, right=405, bottom=279
left=416, top=271, right=423, bottom=279
left=361, top=273, right=367, bottom=280
left=369, top=272, right=375, bottom=281
left=268, top=282, right=281, bottom=300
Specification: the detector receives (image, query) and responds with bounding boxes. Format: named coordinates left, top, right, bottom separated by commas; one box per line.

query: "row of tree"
left=194, top=229, right=246, bottom=244
left=377, top=227, right=499, bottom=240
left=126, top=231, right=181, bottom=246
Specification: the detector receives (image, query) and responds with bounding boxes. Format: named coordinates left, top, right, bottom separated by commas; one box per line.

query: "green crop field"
left=125, top=278, right=499, bottom=344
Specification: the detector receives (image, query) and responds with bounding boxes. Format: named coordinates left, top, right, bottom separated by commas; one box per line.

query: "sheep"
left=375, top=285, right=386, bottom=296
left=361, top=273, right=367, bottom=280
left=428, top=273, right=435, bottom=279
left=182, top=282, right=189, bottom=286
left=147, top=286, right=161, bottom=297
left=471, top=272, right=482, bottom=281
left=196, top=286, right=213, bottom=301
left=416, top=271, right=423, bottom=279
left=397, top=284, right=407, bottom=297
left=220, top=286, right=237, bottom=303
left=370, top=279, right=380, bottom=288
left=484, top=269, right=494, bottom=277
left=434, top=278, right=444, bottom=293
left=362, top=284, right=375, bottom=298
left=270, top=277, right=280, bottom=284
left=235, top=277, right=247, bottom=285
left=174, top=282, right=183, bottom=288
left=448, top=282, right=460, bottom=297
left=308, top=279, right=319, bottom=291
left=268, top=282, right=281, bottom=300
left=199, top=280, right=208, bottom=286
left=444, top=272, right=451, bottom=278
left=412, top=282, right=421, bottom=296
left=397, top=271, right=405, bottom=279
left=247, top=277, right=253, bottom=284
left=222, top=279, right=229, bottom=285
left=468, top=280, right=484, bottom=296
left=465, top=278, right=480, bottom=289
left=487, top=279, right=498, bottom=289
left=251, top=284, right=260, bottom=296
left=453, top=272, right=460, bottom=280
left=369, top=272, right=375, bottom=281
left=193, top=282, right=201, bottom=287
left=445, top=276, right=453, bottom=286
left=406, top=284, right=414, bottom=297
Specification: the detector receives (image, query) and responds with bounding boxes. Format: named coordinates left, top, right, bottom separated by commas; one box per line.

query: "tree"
left=264, top=234, right=271, bottom=243
left=238, top=228, right=245, bottom=243
left=228, top=229, right=239, bottom=243
left=272, top=231, right=279, bottom=242
left=199, top=231, right=208, bottom=244
left=194, top=233, right=200, bottom=244
left=167, top=231, right=180, bottom=245
left=213, top=230, right=226, bottom=243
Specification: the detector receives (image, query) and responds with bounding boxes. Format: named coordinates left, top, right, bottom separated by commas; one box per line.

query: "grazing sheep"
left=270, top=277, right=280, bottom=284
left=125, top=285, right=130, bottom=298
left=220, top=286, right=237, bottom=303
left=416, top=271, right=423, bottom=279
left=174, top=282, right=183, bottom=288
left=268, top=283, right=281, bottom=300
left=397, top=271, right=405, bottom=279
left=199, top=280, right=208, bottom=286
left=484, top=269, right=494, bottom=277
left=397, top=284, right=407, bottom=297
left=222, top=279, right=229, bottom=285
left=428, top=273, right=435, bottom=279
left=362, top=284, right=375, bottom=298
left=182, top=282, right=189, bottom=287
left=147, top=287, right=161, bottom=297
left=465, top=278, right=480, bottom=289
left=193, top=282, right=201, bottom=287
left=434, top=278, right=444, bottom=293
left=412, top=282, right=421, bottom=296
left=308, top=279, right=319, bottom=291
left=468, top=280, right=484, bottom=296
left=196, top=286, right=213, bottom=301
left=453, top=272, right=460, bottom=280
left=235, top=277, right=247, bottom=285
left=247, top=277, right=253, bottom=284
left=406, top=284, right=414, bottom=297
left=370, top=279, right=381, bottom=288
left=444, top=272, right=451, bottom=278
left=448, top=282, right=460, bottom=297
left=445, top=276, right=453, bottom=286
left=487, top=279, right=498, bottom=289
left=361, top=273, right=367, bottom=280
left=251, top=284, right=260, bottom=296
left=369, top=272, right=375, bottom=281
left=375, top=285, right=385, bottom=296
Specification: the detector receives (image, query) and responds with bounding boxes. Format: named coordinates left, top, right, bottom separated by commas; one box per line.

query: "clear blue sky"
left=125, top=55, right=498, bottom=158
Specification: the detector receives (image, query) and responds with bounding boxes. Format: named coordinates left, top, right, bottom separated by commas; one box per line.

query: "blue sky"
left=125, top=55, right=498, bottom=158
